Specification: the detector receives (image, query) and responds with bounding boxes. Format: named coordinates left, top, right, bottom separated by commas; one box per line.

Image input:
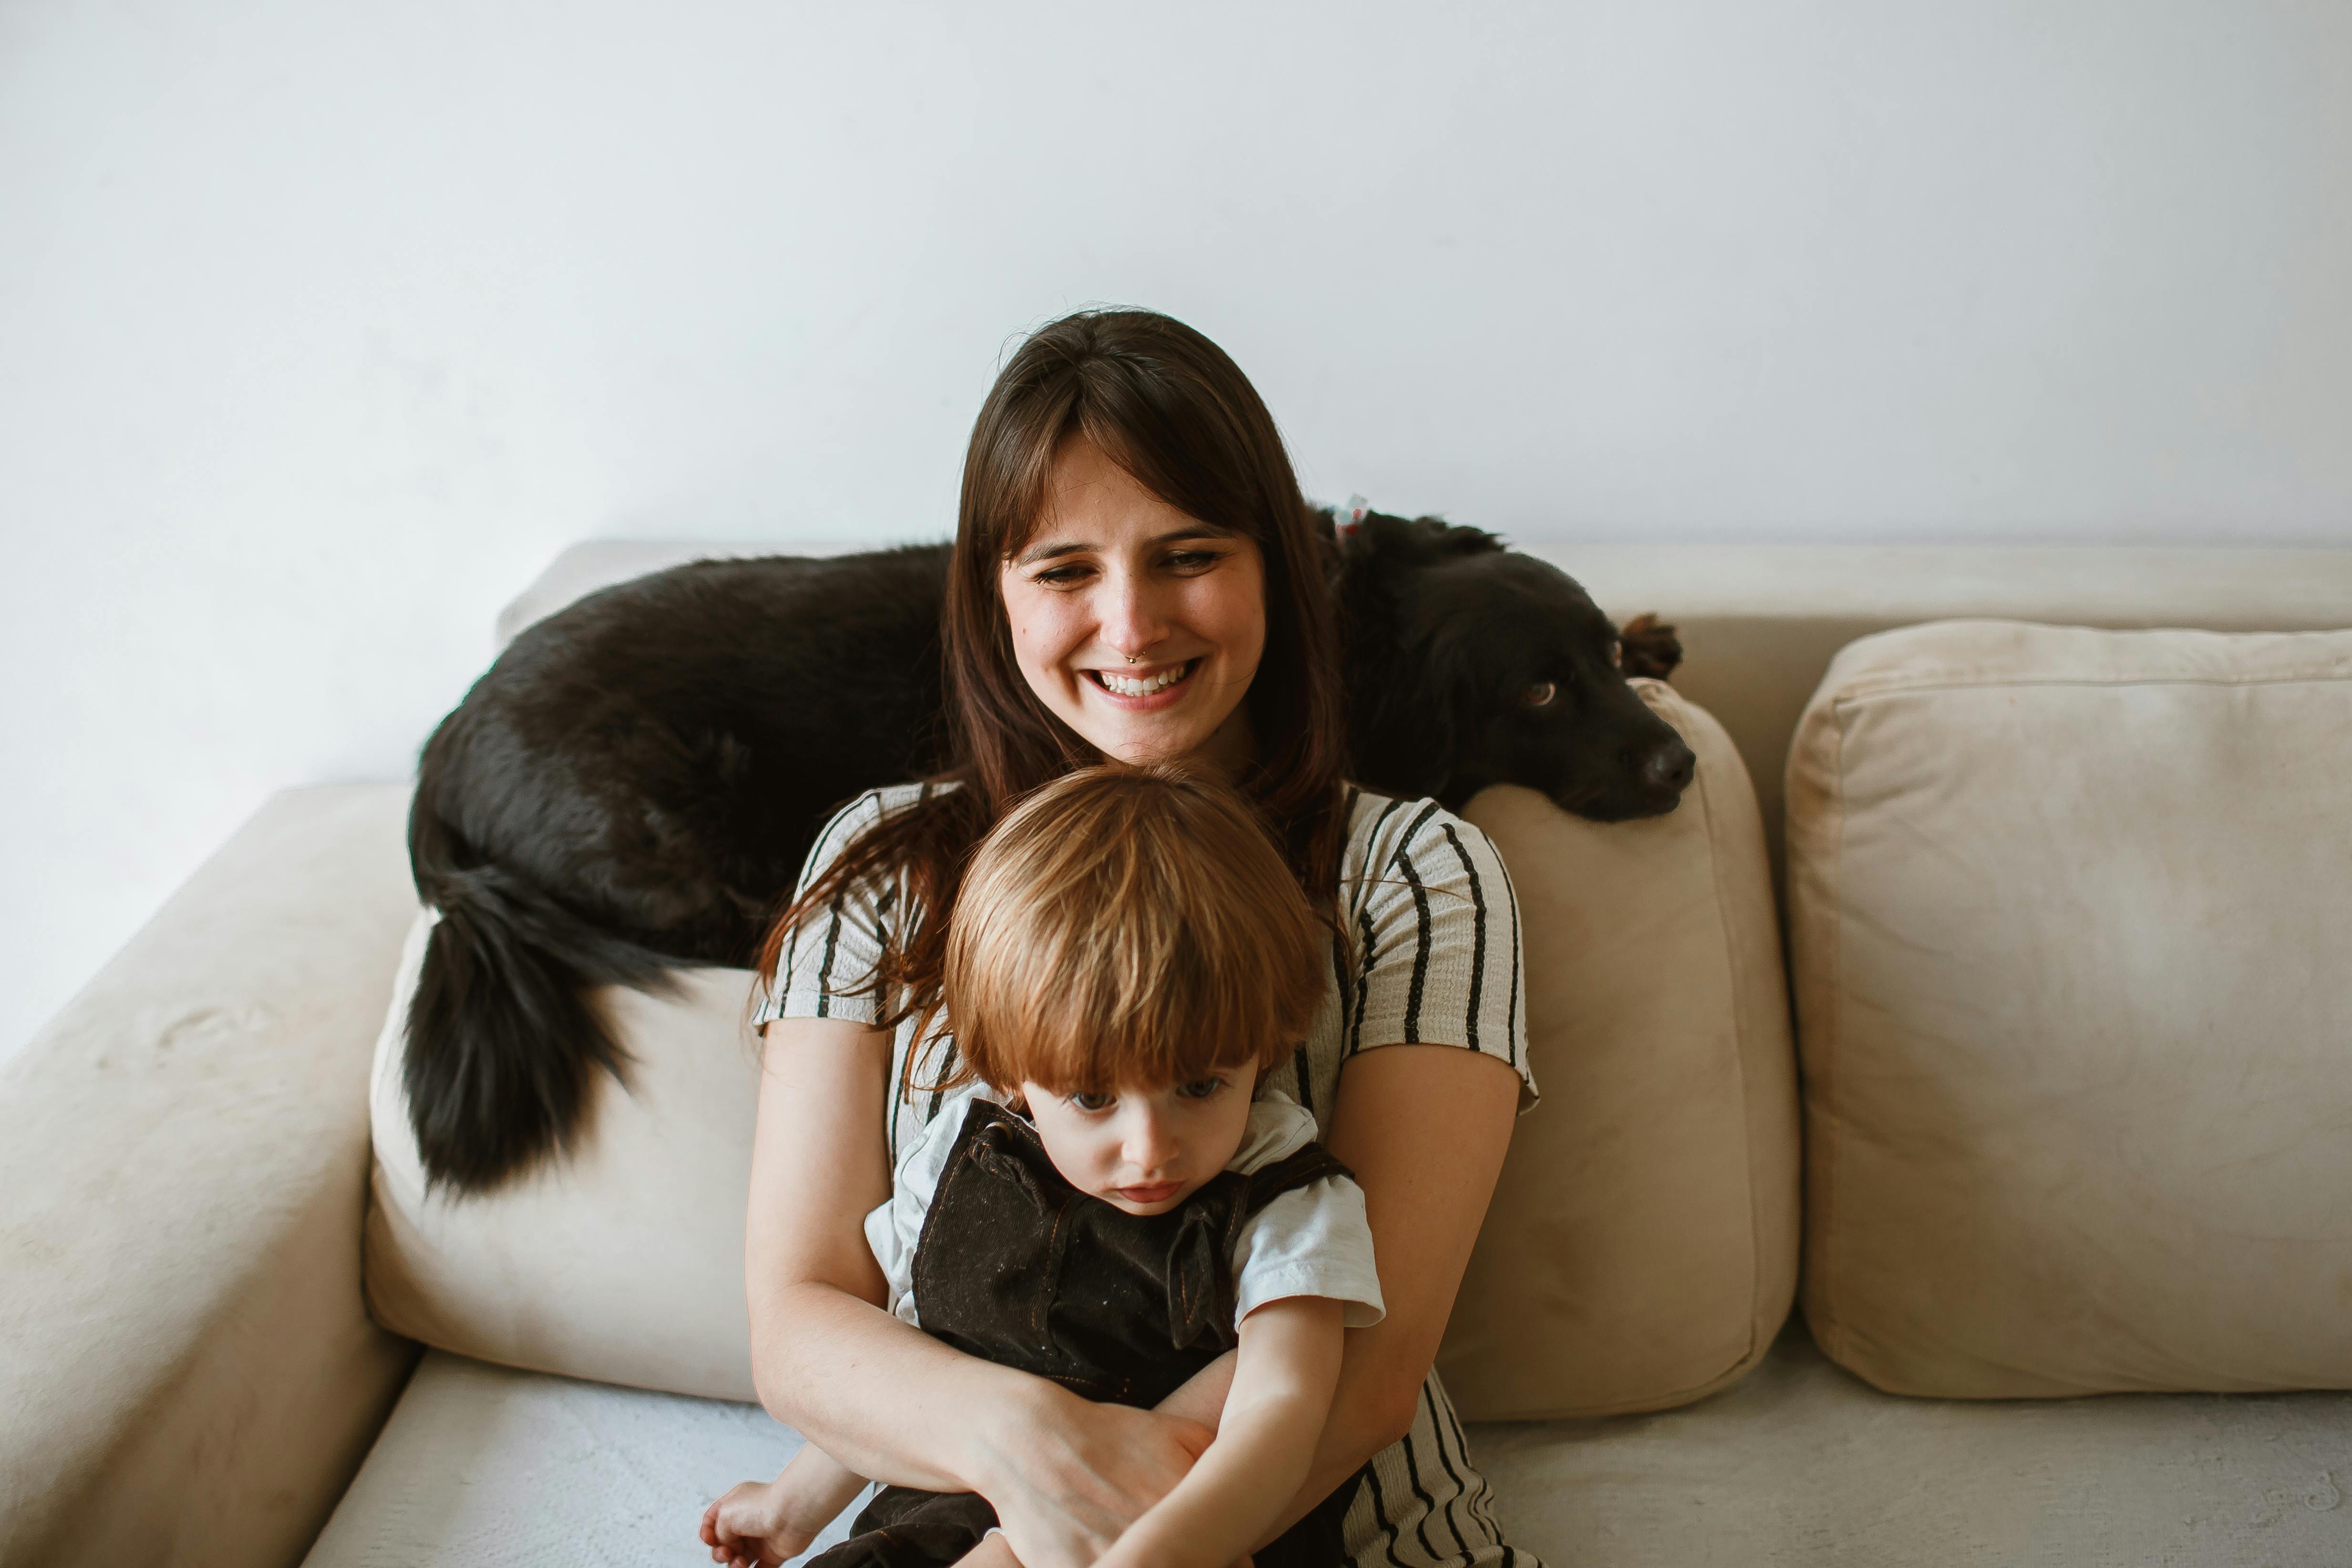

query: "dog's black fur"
left=406, top=512, right=1691, bottom=1193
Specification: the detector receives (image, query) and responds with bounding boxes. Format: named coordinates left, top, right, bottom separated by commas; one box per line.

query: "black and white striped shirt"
left=757, top=784, right=1542, bottom=1568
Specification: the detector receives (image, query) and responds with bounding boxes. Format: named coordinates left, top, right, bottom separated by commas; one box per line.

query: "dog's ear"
left=1619, top=613, right=1683, bottom=681
left=1351, top=626, right=1463, bottom=804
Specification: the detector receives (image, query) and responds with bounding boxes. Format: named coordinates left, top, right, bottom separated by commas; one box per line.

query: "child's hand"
left=699, top=1477, right=821, bottom=1568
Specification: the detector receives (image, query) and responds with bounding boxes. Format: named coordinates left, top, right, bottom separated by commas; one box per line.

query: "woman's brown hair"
left=938, top=765, right=1325, bottom=1096
left=756, top=309, right=1348, bottom=1064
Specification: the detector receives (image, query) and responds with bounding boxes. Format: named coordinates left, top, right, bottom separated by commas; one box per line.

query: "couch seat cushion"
left=301, top=1351, right=863, bottom=1568
left=304, top=1332, right=2352, bottom=1567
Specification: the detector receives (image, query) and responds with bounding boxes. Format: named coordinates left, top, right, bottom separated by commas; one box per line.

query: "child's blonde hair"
left=939, top=764, right=1326, bottom=1096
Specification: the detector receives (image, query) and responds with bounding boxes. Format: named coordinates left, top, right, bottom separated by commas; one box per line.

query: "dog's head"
left=1337, top=511, right=1697, bottom=820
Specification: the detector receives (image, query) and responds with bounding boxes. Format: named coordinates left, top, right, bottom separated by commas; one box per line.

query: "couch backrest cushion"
left=1442, top=680, right=1799, bottom=1419
left=1787, top=619, right=2352, bottom=1398
left=367, top=683, right=1799, bottom=1418
left=366, top=918, right=764, bottom=1402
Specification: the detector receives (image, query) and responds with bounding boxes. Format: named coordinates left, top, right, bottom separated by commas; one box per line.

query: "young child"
left=701, top=764, right=1384, bottom=1568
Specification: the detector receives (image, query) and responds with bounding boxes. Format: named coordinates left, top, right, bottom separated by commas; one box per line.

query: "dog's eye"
left=1526, top=681, right=1557, bottom=707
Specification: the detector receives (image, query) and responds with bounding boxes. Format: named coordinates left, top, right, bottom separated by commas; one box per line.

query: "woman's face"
left=999, top=437, right=1266, bottom=772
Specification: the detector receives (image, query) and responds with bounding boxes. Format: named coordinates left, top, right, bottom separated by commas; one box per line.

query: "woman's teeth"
left=1095, top=661, right=1193, bottom=697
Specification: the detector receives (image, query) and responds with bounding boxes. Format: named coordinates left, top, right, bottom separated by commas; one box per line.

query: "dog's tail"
left=404, top=802, right=679, bottom=1195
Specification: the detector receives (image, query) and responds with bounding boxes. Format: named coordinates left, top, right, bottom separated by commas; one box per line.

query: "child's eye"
left=1176, top=1077, right=1227, bottom=1100
left=1068, top=1090, right=1115, bottom=1112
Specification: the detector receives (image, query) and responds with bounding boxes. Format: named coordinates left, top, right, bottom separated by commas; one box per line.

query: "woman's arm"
left=746, top=1017, right=1213, bottom=1566
left=1249, top=1044, right=1523, bottom=1543
left=1097, top=1298, right=1345, bottom=1568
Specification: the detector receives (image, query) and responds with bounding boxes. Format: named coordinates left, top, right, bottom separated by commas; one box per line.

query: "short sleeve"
left=1230, top=1176, right=1386, bottom=1328
left=753, top=789, right=900, bottom=1028
left=1341, top=796, right=1536, bottom=1108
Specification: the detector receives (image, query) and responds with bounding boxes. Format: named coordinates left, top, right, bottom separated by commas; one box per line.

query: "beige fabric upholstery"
left=1787, top=620, right=2352, bottom=1398
left=308, top=1330, right=2352, bottom=1568
left=366, top=920, right=767, bottom=1402
left=1441, top=682, right=1798, bottom=1419
left=0, top=786, right=421, bottom=1568
left=301, top=1352, right=853, bottom=1567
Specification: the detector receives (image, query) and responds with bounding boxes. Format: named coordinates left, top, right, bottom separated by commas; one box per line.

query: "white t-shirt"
left=865, top=1084, right=1386, bottom=1333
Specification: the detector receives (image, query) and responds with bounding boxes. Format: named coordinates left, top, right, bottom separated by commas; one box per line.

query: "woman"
left=745, top=309, right=1536, bottom=1568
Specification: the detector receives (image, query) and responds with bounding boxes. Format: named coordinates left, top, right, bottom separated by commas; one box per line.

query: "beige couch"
left=7, top=544, right=2351, bottom=1568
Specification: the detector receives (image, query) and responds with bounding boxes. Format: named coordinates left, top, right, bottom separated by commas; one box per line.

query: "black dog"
left=407, top=511, right=1692, bottom=1193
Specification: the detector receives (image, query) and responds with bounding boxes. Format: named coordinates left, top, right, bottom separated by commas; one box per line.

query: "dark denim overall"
left=807, top=1099, right=1366, bottom=1568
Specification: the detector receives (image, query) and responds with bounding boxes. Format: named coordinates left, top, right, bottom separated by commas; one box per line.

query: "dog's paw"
left=1619, top=613, right=1683, bottom=681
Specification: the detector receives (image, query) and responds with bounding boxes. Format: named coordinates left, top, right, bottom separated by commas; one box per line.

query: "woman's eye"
left=1176, top=1077, right=1226, bottom=1100
left=1034, top=565, right=1092, bottom=587
left=1164, top=549, right=1224, bottom=572
left=1526, top=681, right=1558, bottom=707
left=1069, top=1091, right=1115, bottom=1112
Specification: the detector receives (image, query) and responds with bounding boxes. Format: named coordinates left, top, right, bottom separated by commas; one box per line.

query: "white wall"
left=5, top=0, right=2351, bottom=1058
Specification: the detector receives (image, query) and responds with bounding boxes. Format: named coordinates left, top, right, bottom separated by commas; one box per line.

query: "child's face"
left=1021, top=1063, right=1260, bottom=1217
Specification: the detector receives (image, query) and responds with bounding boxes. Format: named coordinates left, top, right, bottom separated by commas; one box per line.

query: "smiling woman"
left=1001, top=438, right=1267, bottom=775
left=742, top=309, right=1538, bottom=1568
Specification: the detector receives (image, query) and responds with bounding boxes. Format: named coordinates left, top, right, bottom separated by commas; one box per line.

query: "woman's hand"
left=975, top=1382, right=1215, bottom=1568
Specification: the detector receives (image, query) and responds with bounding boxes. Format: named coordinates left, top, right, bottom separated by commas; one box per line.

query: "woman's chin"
left=1068, top=701, right=1221, bottom=766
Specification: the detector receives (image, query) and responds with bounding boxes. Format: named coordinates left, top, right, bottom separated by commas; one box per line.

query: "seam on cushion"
left=1812, top=692, right=1851, bottom=1368
left=1831, top=671, right=2352, bottom=704
left=1679, top=685, right=1766, bottom=1372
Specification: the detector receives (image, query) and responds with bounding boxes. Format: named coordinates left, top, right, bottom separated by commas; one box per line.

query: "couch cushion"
left=1441, top=679, right=1798, bottom=1419
left=299, top=1351, right=857, bottom=1567
left=366, top=918, right=766, bottom=1402
left=1786, top=619, right=2352, bottom=1397
left=303, top=1334, right=2352, bottom=1568
left=367, top=683, right=1797, bottom=1419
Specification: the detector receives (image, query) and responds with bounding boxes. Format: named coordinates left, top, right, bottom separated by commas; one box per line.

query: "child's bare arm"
left=1094, top=1297, right=1345, bottom=1568
left=1153, top=1349, right=1238, bottom=1434
left=700, top=1443, right=870, bottom=1568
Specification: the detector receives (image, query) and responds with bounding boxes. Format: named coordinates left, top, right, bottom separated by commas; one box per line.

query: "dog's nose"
left=1642, top=740, right=1696, bottom=795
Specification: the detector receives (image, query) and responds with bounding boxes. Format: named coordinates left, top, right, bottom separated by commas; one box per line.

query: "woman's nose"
left=1097, top=565, right=1173, bottom=661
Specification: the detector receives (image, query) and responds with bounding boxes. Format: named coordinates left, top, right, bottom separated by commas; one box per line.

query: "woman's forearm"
left=754, top=1278, right=1043, bottom=1493
left=746, top=1017, right=1045, bottom=1495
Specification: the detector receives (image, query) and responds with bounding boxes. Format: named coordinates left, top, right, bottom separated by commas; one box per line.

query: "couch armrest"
left=0, top=786, right=422, bottom=1568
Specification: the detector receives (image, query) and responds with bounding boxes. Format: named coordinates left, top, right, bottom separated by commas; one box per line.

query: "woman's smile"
left=1083, top=658, right=1200, bottom=704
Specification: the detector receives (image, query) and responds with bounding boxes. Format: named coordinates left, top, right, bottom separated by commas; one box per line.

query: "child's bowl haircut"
left=941, top=764, right=1325, bottom=1096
